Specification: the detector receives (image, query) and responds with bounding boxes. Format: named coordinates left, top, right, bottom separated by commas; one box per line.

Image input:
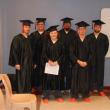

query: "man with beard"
left=59, top=17, right=78, bottom=93
left=87, top=20, right=109, bottom=96
left=9, top=20, right=33, bottom=93
left=29, top=18, right=47, bottom=93
left=69, top=21, right=92, bottom=102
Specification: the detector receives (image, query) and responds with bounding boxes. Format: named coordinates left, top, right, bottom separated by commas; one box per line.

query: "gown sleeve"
left=104, top=35, right=109, bottom=56
left=57, top=43, right=65, bottom=65
left=9, top=37, right=21, bottom=67
left=69, top=39, right=78, bottom=65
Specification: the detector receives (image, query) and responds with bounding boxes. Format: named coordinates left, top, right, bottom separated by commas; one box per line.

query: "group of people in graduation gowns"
left=9, top=17, right=109, bottom=103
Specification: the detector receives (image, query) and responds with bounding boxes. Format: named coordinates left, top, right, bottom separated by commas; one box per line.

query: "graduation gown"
left=29, top=31, right=47, bottom=89
left=9, top=34, right=32, bottom=93
left=59, top=29, right=78, bottom=90
left=87, top=33, right=109, bottom=91
left=42, top=38, right=65, bottom=90
left=70, top=36, right=93, bottom=98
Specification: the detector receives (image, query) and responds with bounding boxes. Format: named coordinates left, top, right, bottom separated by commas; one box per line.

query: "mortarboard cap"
left=61, top=17, right=73, bottom=23
left=92, top=20, right=105, bottom=25
left=75, top=21, right=90, bottom=27
left=36, top=18, right=46, bottom=23
left=47, top=25, right=59, bottom=32
left=20, top=20, right=33, bottom=26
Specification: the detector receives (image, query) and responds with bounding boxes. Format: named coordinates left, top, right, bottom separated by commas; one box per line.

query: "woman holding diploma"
left=41, top=25, right=65, bottom=103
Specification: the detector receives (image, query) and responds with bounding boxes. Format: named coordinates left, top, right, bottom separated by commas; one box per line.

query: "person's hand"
left=83, top=62, right=88, bottom=67
left=77, top=60, right=86, bottom=67
left=77, top=60, right=83, bottom=66
left=15, top=64, right=20, bottom=70
left=53, top=61, right=58, bottom=66
left=80, top=61, right=85, bottom=67
left=34, top=64, right=37, bottom=69
left=48, top=60, right=54, bottom=66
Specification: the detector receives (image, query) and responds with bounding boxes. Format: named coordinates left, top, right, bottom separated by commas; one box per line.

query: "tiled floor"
left=40, top=96, right=110, bottom=110
left=32, top=88, right=110, bottom=110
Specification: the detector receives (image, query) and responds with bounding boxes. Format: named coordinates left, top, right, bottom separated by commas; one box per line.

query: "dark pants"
left=43, top=90, right=62, bottom=99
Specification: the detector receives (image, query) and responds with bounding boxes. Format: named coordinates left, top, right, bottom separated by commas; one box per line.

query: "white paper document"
left=44, top=62, right=59, bottom=75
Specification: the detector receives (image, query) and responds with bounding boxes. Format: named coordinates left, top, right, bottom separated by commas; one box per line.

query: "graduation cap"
left=92, top=20, right=105, bottom=25
left=20, top=20, right=33, bottom=26
left=36, top=18, right=46, bottom=23
left=61, top=17, right=74, bottom=23
left=47, top=25, right=59, bottom=32
left=75, top=21, right=90, bottom=27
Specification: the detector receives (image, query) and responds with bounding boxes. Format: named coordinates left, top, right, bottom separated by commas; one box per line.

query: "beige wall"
left=0, top=9, right=3, bottom=73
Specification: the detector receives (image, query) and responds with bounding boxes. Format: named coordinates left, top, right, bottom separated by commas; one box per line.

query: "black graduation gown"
left=87, top=33, right=109, bottom=91
left=29, top=31, right=47, bottom=89
left=59, top=29, right=78, bottom=90
left=42, top=38, right=65, bottom=90
left=70, top=36, right=93, bottom=98
left=9, top=34, right=32, bottom=93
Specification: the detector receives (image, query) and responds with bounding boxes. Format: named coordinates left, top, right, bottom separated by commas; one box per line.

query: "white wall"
left=0, top=8, right=3, bottom=73
left=101, top=8, right=110, bottom=57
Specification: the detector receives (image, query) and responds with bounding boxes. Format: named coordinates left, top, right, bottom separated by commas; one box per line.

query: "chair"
left=0, top=89, right=6, bottom=110
left=0, top=74, right=37, bottom=110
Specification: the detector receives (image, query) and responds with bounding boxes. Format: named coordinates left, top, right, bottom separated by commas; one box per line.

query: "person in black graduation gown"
left=69, top=21, right=92, bottom=102
left=29, top=18, right=47, bottom=93
left=42, top=25, right=65, bottom=103
left=59, top=17, right=78, bottom=91
left=87, top=20, right=109, bottom=96
left=9, top=20, right=33, bottom=93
